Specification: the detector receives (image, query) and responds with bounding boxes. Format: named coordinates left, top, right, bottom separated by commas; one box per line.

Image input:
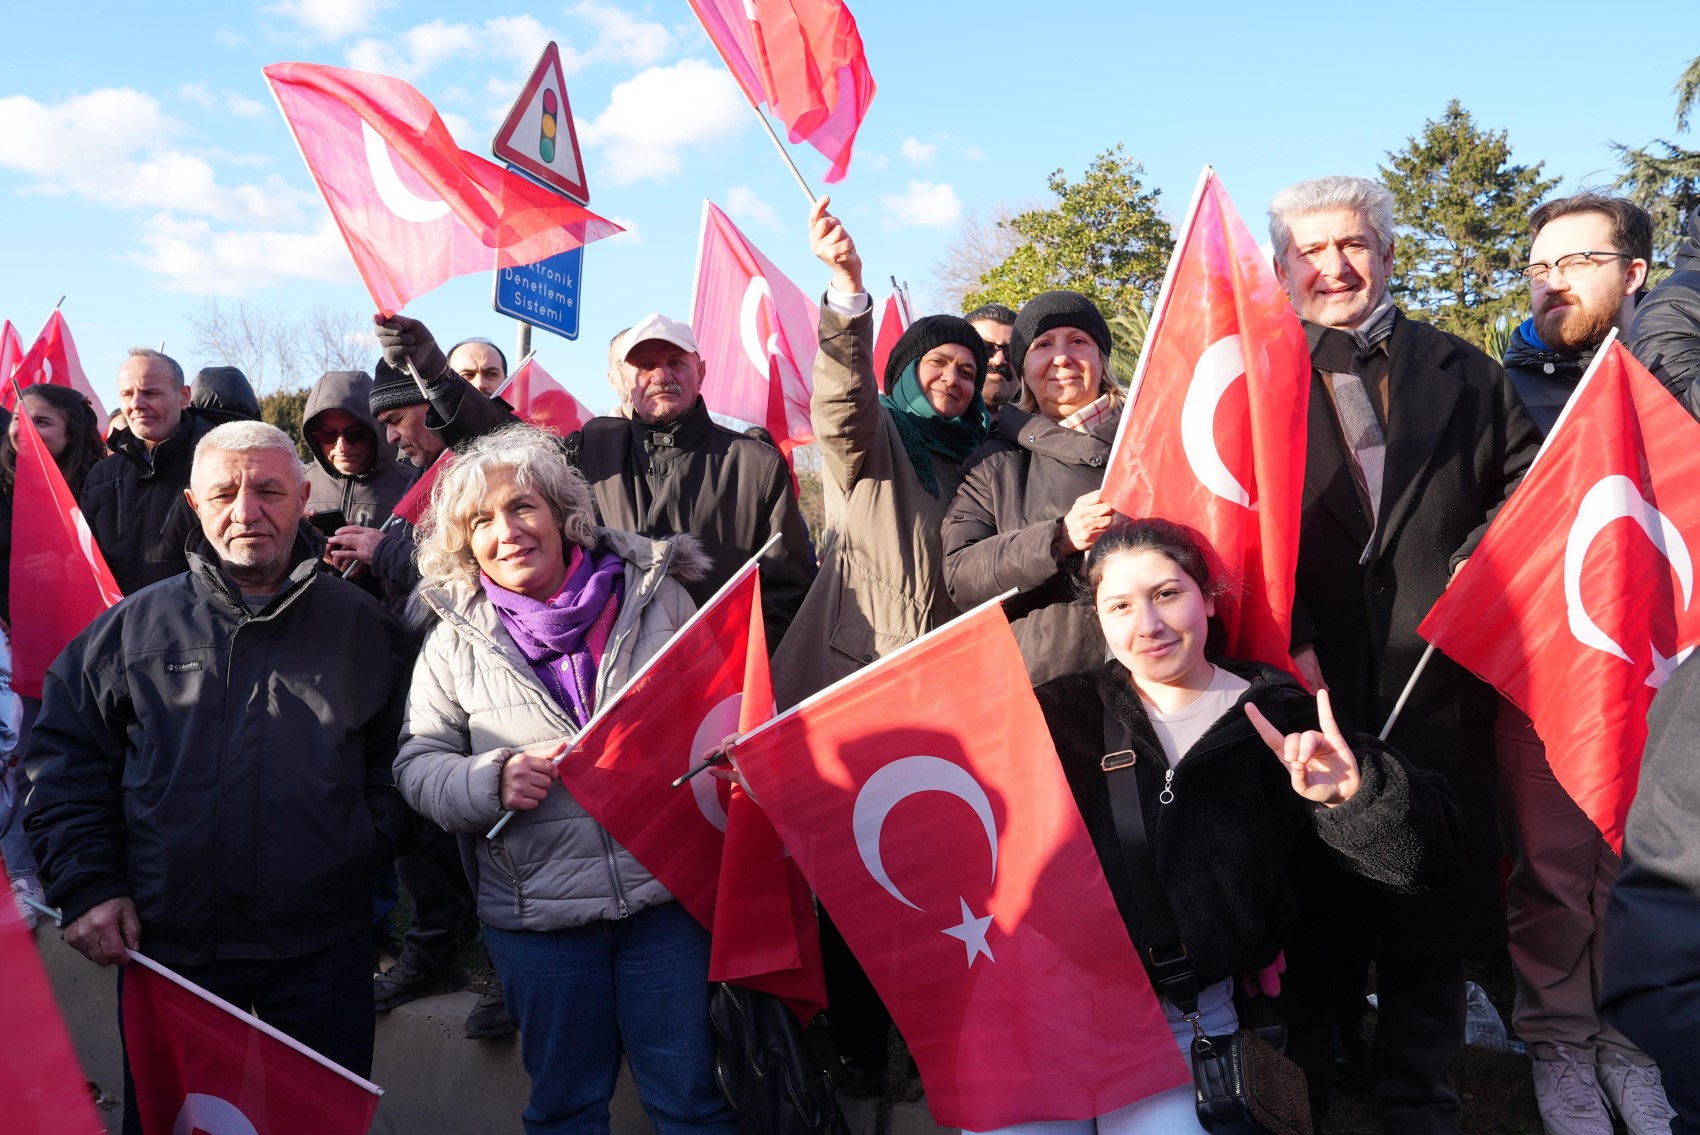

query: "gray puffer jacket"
left=394, top=527, right=706, bottom=932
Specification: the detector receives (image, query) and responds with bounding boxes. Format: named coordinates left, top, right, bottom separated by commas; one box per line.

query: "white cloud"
left=899, top=137, right=936, bottom=165
left=577, top=59, right=746, bottom=185
left=267, top=0, right=394, bottom=41
left=0, top=89, right=311, bottom=224
left=179, top=83, right=215, bottom=109
left=881, top=181, right=961, bottom=228
left=439, top=111, right=478, bottom=147
left=345, top=5, right=673, bottom=83
left=964, top=144, right=985, bottom=161
left=605, top=214, right=643, bottom=244
left=861, top=151, right=890, bottom=172
left=127, top=214, right=358, bottom=295
left=226, top=93, right=266, bottom=118
left=725, top=186, right=779, bottom=230
left=179, top=83, right=265, bottom=118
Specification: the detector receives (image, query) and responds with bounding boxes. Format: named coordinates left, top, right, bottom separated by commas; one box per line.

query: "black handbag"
left=709, top=983, right=850, bottom=1135
left=1100, top=709, right=1312, bottom=1135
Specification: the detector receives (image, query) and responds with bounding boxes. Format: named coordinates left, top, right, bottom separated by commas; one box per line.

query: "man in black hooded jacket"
left=1630, top=203, right=1700, bottom=421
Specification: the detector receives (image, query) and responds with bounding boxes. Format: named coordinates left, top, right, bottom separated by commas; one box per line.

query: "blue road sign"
left=493, top=244, right=583, bottom=341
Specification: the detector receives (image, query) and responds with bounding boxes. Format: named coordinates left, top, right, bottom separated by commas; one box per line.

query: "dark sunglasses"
left=310, top=425, right=369, bottom=445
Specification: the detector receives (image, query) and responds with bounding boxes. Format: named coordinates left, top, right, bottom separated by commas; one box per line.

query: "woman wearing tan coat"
left=771, top=198, right=990, bottom=710
left=769, top=197, right=990, bottom=1096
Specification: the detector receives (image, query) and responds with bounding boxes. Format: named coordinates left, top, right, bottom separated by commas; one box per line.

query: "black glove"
left=373, top=314, right=450, bottom=386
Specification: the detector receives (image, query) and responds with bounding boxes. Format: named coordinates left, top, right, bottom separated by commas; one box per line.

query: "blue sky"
left=2, top=1, right=1695, bottom=414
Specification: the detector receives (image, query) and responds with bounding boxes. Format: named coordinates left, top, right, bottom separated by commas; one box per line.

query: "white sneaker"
left=1600, top=1053, right=1676, bottom=1135
left=10, top=875, right=44, bottom=931
left=1532, top=1045, right=1612, bottom=1135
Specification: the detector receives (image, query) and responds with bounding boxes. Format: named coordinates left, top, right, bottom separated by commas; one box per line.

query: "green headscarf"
left=879, top=359, right=990, bottom=497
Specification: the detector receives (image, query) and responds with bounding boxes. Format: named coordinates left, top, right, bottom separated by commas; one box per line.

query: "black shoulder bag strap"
left=1101, top=707, right=1201, bottom=1018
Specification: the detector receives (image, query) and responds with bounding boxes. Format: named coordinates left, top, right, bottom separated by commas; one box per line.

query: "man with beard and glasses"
left=1500, top=194, right=1676, bottom=1135
left=964, top=302, right=1019, bottom=424
left=1505, top=195, right=1652, bottom=432
left=24, top=422, right=414, bottom=1135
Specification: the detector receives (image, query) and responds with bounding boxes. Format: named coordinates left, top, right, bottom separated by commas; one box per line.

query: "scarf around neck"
left=482, top=544, right=626, bottom=726
left=879, top=360, right=990, bottom=497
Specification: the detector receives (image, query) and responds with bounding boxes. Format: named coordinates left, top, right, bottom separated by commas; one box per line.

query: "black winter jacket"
left=566, top=398, right=815, bottom=651
left=1037, top=659, right=1465, bottom=987
left=1629, top=206, right=1700, bottom=421
left=942, top=404, right=1118, bottom=685
left=81, top=410, right=219, bottom=595
left=23, top=532, right=415, bottom=965
left=1501, top=320, right=1591, bottom=437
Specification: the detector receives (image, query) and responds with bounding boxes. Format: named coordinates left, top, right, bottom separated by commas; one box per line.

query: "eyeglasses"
left=980, top=339, right=1009, bottom=356
left=1521, top=251, right=1633, bottom=283
left=310, top=425, right=369, bottom=446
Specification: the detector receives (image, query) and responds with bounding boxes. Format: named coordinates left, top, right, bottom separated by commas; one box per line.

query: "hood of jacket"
left=105, top=407, right=215, bottom=474
left=303, top=370, right=397, bottom=478
left=1677, top=205, right=1700, bottom=274
left=190, top=366, right=262, bottom=424
left=991, top=402, right=1120, bottom=466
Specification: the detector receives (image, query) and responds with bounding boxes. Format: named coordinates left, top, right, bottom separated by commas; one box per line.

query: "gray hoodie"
left=301, top=370, right=416, bottom=526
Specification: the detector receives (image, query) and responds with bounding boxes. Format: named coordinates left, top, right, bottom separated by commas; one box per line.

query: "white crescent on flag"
left=1564, top=473, right=1696, bottom=687
left=360, top=122, right=451, bottom=223
left=172, top=1093, right=258, bottom=1135
left=852, top=755, right=998, bottom=966
left=1181, top=335, right=1255, bottom=510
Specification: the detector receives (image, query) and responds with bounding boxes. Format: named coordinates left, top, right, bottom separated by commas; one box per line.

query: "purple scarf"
left=482, top=545, right=626, bottom=726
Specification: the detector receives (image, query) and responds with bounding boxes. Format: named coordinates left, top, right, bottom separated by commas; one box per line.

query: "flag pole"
left=1379, top=642, right=1436, bottom=741
left=747, top=103, right=817, bottom=206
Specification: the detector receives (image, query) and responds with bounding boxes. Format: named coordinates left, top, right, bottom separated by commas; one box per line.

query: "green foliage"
left=260, top=388, right=313, bottom=461
left=1106, top=309, right=1150, bottom=387
left=964, top=145, right=1174, bottom=327
left=1379, top=100, right=1557, bottom=349
left=1614, top=53, right=1700, bottom=266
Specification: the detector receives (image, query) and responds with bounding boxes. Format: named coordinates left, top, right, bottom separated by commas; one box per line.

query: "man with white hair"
left=24, top=421, right=416, bottom=1135
left=1267, top=175, right=1541, bottom=1135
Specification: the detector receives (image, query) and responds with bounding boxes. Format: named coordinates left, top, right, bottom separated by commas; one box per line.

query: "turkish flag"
left=123, top=952, right=381, bottom=1135
left=686, top=0, right=875, bottom=183
left=4, top=310, right=109, bottom=427
left=504, top=357, right=590, bottom=437
left=1419, top=340, right=1700, bottom=852
left=730, top=603, right=1189, bottom=1129
left=388, top=452, right=448, bottom=527
left=690, top=201, right=818, bottom=458
left=870, top=290, right=910, bottom=394
left=555, top=559, right=824, bottom=1016
left=0, top=321, right=22, bottom=393
left=262, top=63, right=623, bottom=316
left=9, top=405, right=122, bottom=699
left=1103, top=168, right=1311, bottom=676
left=0, top=851, right=105, bottom=1134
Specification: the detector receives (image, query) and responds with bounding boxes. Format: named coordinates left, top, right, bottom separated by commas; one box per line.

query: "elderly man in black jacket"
left=81, top=348, right=219, bottom=594
left=24, top=420, right=415, bottom=1135
left=1267, top=174, right=1542, bottom=1135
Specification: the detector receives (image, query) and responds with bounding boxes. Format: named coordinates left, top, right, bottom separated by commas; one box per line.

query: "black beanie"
left=884, top=314, right=990, bottom=391
left=1008, top=291, right=1113, bottom=378
left=369, top=358, right=427, bottom=415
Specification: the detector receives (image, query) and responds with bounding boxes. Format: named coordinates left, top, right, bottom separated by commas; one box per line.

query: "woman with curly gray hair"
left=394, top=423, right=730, bottom=1134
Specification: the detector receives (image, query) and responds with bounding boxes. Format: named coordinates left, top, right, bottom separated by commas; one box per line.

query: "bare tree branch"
left=924, top=202, right=1031, bottom=315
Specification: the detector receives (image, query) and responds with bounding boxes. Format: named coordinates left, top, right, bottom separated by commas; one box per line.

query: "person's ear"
left=184, top=486, right=199, bottom=512
left=177, top=385, right=192, bottom=409
left=1626, top=258, right=1650, bottom=296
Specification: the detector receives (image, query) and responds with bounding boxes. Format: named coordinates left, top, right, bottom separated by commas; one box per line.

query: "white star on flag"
left=941, top=898, right=994, bottom=967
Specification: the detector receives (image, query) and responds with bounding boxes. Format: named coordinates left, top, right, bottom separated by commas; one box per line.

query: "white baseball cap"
left=620, top=313, right=699, bottom=361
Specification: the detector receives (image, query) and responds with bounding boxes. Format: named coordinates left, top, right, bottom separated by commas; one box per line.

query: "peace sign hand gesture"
left=1245, top=688, right=1362, bottom=808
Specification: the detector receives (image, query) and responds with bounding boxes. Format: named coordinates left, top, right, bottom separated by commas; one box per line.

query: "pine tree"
left=963, top=145, right=1173, bottom=357
left=1614, top=53, right=1700, bottom=268
left=1379, top=100, right=1558, bottom=347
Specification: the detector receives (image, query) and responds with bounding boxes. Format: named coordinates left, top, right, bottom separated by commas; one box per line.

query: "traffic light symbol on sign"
left=540, top=89, right=557, bottom=164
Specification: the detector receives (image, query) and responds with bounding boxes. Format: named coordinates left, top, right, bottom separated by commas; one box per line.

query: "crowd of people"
left=2, top=174, right=1698, bottom=1135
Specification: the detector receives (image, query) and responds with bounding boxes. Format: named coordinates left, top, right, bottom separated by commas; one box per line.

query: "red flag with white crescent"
left=689, top=201, right=818, bottom=459
left=1420, top=339, right=1700, bottom=852
left=0, top=322, right=22, bottom=395
left=388, top=451, right=450, bottom=527
left=729, top=602, right=1188, bottom=1129
left=124, top=952, right=381, bottom=1135
left=685, top=0, right=875, bottom=183
left=554, top=558, right=824, bottom=1017
left=262, top=62, right=623, bottom=316
left=870, top=290, right=910, bottom=394
left=10, top=405, right=122, bottom=699
left=3, top=310, right=108, bottom=426
left=1103, top=168, right=1311, bottom=677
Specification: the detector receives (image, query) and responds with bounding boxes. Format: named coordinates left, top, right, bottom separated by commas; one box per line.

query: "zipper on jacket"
left=599, top=826, right=631, bottom=917
left=1158, top=767, right=1176, bottom=805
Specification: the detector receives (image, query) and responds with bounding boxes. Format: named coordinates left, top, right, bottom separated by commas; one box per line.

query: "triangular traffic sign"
left=493, top=41, right=590, bottom=205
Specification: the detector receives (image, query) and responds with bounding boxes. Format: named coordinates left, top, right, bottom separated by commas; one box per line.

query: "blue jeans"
left=484, top=902, right=733, bottom=1135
